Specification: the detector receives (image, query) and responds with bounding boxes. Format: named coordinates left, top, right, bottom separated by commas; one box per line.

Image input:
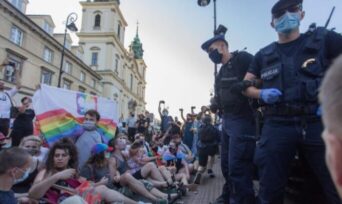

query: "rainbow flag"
left=36, top=109, right=83, bottom=145
left=33, top=85, right=118, bottom=146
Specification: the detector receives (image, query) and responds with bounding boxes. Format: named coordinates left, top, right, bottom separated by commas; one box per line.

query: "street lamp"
left=57, top=12, right=78, bottom=88
left=198, top=0, right=218, bottom=124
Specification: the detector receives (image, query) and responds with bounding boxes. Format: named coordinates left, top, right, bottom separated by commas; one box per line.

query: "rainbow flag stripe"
left=36, top=109, right=116, bottom=146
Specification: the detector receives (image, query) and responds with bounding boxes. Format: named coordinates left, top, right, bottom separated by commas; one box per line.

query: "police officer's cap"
left=201, top=35, right=228, bottom=52
left=271, top=0, right=303, bottom=15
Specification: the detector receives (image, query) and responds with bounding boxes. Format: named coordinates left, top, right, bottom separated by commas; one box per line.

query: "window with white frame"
left=64, top=61, right=72, bottom=74
left=10, top=25, right=23, bottom=46
left=3, top=55, right=22, bottom=83
left=92, top=79, right=96, bottom=88
left=130, top=74, right=133, bottom=91
left=40, top=68, right=53, bottom=85
left=43, top=21, right=53, bottom=35
left=80, top=71, right=85, bottom=82
left=91, top=52, right=98, bottom=66
left=79, top=86, right=86, bottom=93
left=115, top=58, right=119, bottom=73
left=10, top=0, right=23, bottom=12
left=63, top=80, right=71, bottom=90
left=94, top=14, right=101, bottom=28
left=43, top=47, right=53, bottom=63
left=117, top=23, right=121, bottom=38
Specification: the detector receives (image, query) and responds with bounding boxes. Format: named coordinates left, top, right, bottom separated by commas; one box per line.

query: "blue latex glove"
left=259, top=88, right=282, bottom=104
left=316, top=106, right=322, bottom=116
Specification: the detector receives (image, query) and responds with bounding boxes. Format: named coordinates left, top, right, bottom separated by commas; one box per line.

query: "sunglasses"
left=273, top=4, right=302, bottom=19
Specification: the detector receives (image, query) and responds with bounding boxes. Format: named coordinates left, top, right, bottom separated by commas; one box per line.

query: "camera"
left=159, top=100, right=165, bottom=104
left=179, top=108, right=183, bottom=112
left=214, top=25, right=228, bottom=36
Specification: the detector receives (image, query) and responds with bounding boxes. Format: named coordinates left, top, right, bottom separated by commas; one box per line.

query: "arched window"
left=94, top=14, right=101, bottom=27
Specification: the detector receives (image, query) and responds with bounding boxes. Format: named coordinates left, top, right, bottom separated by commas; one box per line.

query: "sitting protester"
left=163, top=141, right=197, bottom=191
left=19, top=135, right=48, bottom=164
left=0, top=147, right=32, bottom=204
left=193, top=114, right=220, bottom=184
left=29, top=138, right=139, bottom=204
left=75, top=109, right=104, bottom=170
left=12, top=137, right=49, bottom=195
left=126, top=141, right=168, bottom=188
left=170, top=129, right=196, bottom=173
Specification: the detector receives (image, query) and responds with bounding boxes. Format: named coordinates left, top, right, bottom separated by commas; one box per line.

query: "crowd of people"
left=2, top=0, right=342, bottom=204
left=0, top=93, right=220, bottom=204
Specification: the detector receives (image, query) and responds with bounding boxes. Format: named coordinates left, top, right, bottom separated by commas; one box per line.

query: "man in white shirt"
left=0, top=62, right=21, bottom=136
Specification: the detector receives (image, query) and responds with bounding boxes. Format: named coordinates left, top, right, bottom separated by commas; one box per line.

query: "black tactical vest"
left=216, top=52, right=247, bottom=112
left=259, top=27, right=328, bottom=106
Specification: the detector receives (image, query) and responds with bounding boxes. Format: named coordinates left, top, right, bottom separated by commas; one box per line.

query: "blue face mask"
left=274, top=12, right=301, bottom=34
left=209, top=49, right=223, bottom=64
left=13, top=167, right=30, bottom=184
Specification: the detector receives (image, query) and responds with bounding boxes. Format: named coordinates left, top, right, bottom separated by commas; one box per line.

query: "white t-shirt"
left=0, top=87, right=17, bottom=119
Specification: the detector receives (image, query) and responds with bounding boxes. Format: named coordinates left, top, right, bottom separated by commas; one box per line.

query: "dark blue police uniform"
left=249, top=27, right=342, bottom=204
left=214, top=51, right=256, bottom=204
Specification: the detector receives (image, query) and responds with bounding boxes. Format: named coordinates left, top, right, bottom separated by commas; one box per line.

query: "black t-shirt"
left=12, top=109, right=35, bottom=131
left=0, top=190, right=17, bottom=204
left=248, top=30, right=342, bottom=77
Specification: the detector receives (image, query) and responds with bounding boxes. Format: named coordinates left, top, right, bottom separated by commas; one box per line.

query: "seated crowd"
left=0, top=108, right=219, bottom=204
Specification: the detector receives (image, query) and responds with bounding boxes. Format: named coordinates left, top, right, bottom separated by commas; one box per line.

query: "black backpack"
left=199, top=123, right=219, bottom=143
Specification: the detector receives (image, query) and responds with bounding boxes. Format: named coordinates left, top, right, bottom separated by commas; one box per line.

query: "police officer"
left=201, top=32, right=256, bottom=204
left=243, top=0, right=342, bottom=203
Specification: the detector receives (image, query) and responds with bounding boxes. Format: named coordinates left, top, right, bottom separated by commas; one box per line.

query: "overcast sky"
left=27, top=0, right=342, bottom=119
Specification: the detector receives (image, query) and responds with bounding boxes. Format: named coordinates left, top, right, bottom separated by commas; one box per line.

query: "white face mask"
left=83, top=121, right=97, bottom=131
left=13, top=167, right=30, bottom=184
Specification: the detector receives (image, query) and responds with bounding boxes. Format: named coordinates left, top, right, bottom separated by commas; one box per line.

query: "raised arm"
left=179, top=108, right=186, bottom=123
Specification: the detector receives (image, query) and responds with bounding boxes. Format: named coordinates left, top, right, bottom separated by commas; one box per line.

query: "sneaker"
left=208, top=169, right=215, bottom=178
left=193, top=172, right=202, bottom=184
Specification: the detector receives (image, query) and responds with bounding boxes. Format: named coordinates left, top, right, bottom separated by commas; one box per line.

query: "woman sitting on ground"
left=29, top=138, right=139, bottom=204
left=12, top=136, right=47, bottom=195
left=163, top=141, right=197, bottom=191
left=126, top=141, right=170, bottom=189
left=19, top=135, right=49, bottom=164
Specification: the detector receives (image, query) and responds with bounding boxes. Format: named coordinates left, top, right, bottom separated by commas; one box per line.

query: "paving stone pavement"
left=181, top=156, right=224, bottom=204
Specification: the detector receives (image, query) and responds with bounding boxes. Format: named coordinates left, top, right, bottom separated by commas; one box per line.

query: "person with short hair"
left=320, top=55, right=342, bottom=200
left=75, top=109, right=104, bottom=170
left=0, top=147, right=32, bottom=204
left=244, top=0, right=342, bottom=203
left=201, top=26, right=256, bottom=204
left=10, top=96, right=35, bottom=146
left=193, top=114, right=220, bottom=184
left=126, top=112, right=137, bottom=142
left=19, top=135, right=49, bottom=164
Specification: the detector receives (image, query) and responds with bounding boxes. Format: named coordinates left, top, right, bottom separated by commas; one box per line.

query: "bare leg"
left=147, top=178, right=167, bottom=188
left=207, top=156, right=215, bottom=170
left=141, top=162, right=166, bottom=183
left=150, top=188, right=178, bottom=200
left=120, top=173, right=159, bottom=202
left=94, top=185, right=137, bottom=204
left=158, top=166, right=173, bottom=184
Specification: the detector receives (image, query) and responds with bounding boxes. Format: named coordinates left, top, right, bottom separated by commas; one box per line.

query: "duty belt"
left=261, top=104, right=319, bottom=116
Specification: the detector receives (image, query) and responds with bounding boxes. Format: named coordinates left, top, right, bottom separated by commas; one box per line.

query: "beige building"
left=78, top=0, right=147, bottom=118
left=0, top=0, right=147, bottom=118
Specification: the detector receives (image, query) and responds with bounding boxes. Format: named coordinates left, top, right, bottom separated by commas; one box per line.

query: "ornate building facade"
left=0, top=0, right=147, bottom=119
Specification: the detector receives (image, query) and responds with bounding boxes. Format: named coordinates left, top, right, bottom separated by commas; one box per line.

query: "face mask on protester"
left=274, top=11, right=301, bottom=34
left=117, top=139, right=126, bottom=149
left=83, top=121, right=97, bottom=131
left=209, top=49, right=223, bottom=64
left=26, top=148, right=39, bottom=156
left=13, top=167, right=30, bottom=184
